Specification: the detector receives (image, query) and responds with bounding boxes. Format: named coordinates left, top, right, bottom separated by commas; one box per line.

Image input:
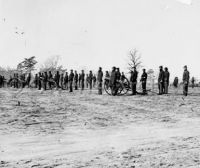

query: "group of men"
left=33, top=70, right=97, bottom=92
left=0, top=65, right=191, bottom=96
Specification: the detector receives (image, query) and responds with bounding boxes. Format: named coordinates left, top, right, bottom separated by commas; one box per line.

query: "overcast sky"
left=0, top=0, right=199, bottom=79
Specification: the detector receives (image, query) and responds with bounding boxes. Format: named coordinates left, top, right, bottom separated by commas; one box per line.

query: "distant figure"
left=92, top=75, right=97, bottom=87
left=104, top=71, right=110, bottom=90
left=26, top=73, right=31, bottom=88
left=60, top=73, right=64, bottom=89
left=164, top=67, right=170, bottom=94
left=182, top=65, right=190, bottom=96
left=97, top=67, right=103, bottom=95
left=38, top=72, right=42, bottom=90
left=54, top=71, right=60, bottom=89
left=74, top=71, right=78, bottom=90
left=80, top=70, right=85, bottom=91
left=64, top=72, right=69, bottom=90
left=116, top=68, right=121, bottom=81
left=140, top=69, right=147, bottom=95
left=69, top=70, right=74, bottom=92
left=43, top=72, right=48, bottom=90
left=158, top=66, right=164, bottom=95
left=34, top=74, right=38, bottom=88
left=130, top=67, right=138, bottom=95
left=121, top=72, right=126, bottom=82
left=78, top=73, right=81, bottom=88
left=48, top=71, right=53, bottom=89
left=88, top=70, right=93, bottom=90
left=110, top=66, right=117, bottom=96
left=191, top=77, right=195, bottom=88
left=173, top=77, right=179, bottom=88
left=86, top=74, right=89, bottom=88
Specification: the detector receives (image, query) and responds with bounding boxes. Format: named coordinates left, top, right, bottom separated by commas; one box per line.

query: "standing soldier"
left=86, top=74, right=89, bottom=88
left=60, top=73, right=64, bottom=89
left=110, top=67, right=117, bottom=96
left=191, top=77, right=195, bottom=88
left=26, top=73, right=31, bottom=88
left=80, top=70, right=85, bottom=91
left=38, top=72, right=42, bottom=90
left=140, top=69, right=147, bottom=95
left=78, top=73, right=81, bottom=88
left=116, top=68, right=121, bottom=81
left=34, top=74, right=38, bottom=88
left=121, top=72, right=126, bottom=82
left=130, top=67, right=138, bottom=95
left=48, top=71, right=53, bottom=89
left=183, top=65, right=190, bottom=96
left=97, top=67, right=103, bottom=95
left=158, top=66, right=164, bottom=95
left=164, top=67, right=170, bottom=94
left=74, top=71, right=78, bottom=90
left=92, top=75, right=97, bottom=88
left=43, top=72, right=48, bottom=90
left=104, top=71, right=110, bottom=90
left=64, top=72, right=69, bottom=90
left=88, top=70, right=93, bottom=90
left=173, top=77, right=179, bottom=88
left=54, top=71, right=60, bottom=89
left=69, top=70, right=74, bottom=92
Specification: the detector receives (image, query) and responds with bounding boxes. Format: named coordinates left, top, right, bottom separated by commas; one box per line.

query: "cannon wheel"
left=118, top=77, right=131, bottom=95
left=9, top=78, right=25, bottom=88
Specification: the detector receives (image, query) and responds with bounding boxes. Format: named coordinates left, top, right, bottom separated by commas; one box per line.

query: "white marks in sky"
left=175, top=0, right=192, bottom=5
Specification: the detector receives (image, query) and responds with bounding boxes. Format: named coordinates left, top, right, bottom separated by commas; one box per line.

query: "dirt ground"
left=0, top=87, right=200, bottom=168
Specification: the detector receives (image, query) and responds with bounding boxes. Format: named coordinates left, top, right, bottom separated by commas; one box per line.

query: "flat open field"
left=0, top=87, right=200, bottom=168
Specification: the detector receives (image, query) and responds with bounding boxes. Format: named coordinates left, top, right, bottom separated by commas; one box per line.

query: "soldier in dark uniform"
left=88, top=70, right=93, bottom=90
left=26, top=73, right=31, bottom=88
left=97, top=67, right=103, bottom=95
left=43, top=72, right=48, bottom=90
left=130, top=67, right=138, bottom=95
left=86, top=74, right=89, bottom=88
left=38, top=72, right=42, bottom=90
left=80, top=70, right=85, bottom=91
left=191, top=77, right=195, bottom=88
left=158, top=66, right=164, bottom=95
left=78, top=73, right=81, bottom=88
left=34, top=74, right=38, bottom=88
left=140, top=69, right=147, bottom=95
left=163, top=67, right=170, bottom=94
left=92, top=75, right=97, bottom=88
left=0, top=75, right=2, bottom=88
left=116, top=68, right=121, bottom=81
left=110, top=66, right=117, bottom=96
left=183, top=65, right=190, bottom=96
left=69, top=70, right=74, bottom=92
left=173, top=77, right=178, bottom=88
left=74, top=71, right=78, bottom=90
left=48, top=71, right=53, bottom=89
left=64, top=72, right=69, bottom=90
left=121, top=72, right=126, bottom=82
left=104, top=71, right=110, bottom=90
left=54, top=71, right=60, bottom=89
left=60, top=73, right=64, bottom=89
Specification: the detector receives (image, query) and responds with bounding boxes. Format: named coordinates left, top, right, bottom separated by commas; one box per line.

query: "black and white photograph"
left=0, top=0, right=200, bottom=167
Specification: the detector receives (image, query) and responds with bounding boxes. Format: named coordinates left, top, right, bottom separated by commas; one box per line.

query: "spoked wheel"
left=119, top=77, right=131, bottom=95
left=104, top=81, right=112, bottom=95
left=48, top=79, right=57, bottom=89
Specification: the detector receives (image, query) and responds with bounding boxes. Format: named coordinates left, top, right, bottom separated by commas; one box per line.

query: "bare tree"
left=127, top=48, right=142, bottom=71
left=40, top=55, right=66, bottom=73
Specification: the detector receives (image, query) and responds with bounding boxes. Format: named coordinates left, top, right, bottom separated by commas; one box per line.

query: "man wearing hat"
left=130, top=67, right=138, bottom=95
left=164, top=67, right=170, bottom=94
left=140, top=69, right=147, bottom=94
left=97, top=67, right=103, bottom=95
left=69, top=69, right=74, bottom=92
left=110, top=66, right=117, bottom=95
left=158, top=66, right=164, bottom=95
left=182, top=65, right=190, bottom=96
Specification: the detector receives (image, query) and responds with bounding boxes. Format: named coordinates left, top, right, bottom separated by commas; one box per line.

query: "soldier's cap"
left=159, top=66, right=163, bottom=68
left=99, top=67, right=102, bottom=69
left=184, top=65, right=187, bottom=68
left=143, top=68, right=145, bottom=71
left=112, top=66, right=116, bottom=69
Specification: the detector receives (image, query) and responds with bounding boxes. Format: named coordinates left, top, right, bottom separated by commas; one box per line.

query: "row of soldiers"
left=33, top=70, right=97, bottom=92
left=0, top=65, right=192, bottom=96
